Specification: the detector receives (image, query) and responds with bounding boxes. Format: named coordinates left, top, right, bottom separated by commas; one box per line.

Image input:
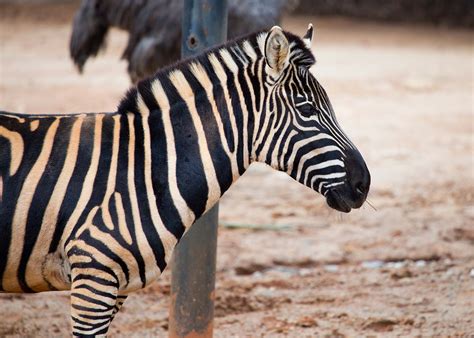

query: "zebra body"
left=0, top=25, right=370, bottom=336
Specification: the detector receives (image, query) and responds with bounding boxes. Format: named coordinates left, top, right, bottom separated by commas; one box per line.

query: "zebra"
left=0, top=24, right=370, bottom=336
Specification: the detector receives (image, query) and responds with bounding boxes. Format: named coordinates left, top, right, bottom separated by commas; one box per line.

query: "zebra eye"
left=298, top=103, right=317, bottom=117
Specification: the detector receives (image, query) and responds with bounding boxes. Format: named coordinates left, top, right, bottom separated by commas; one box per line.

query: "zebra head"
left=254, top=24, right=370, bottom=212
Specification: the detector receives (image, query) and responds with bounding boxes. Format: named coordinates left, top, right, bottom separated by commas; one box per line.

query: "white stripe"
left=188, top=62, right=241, bottom=179
left=303, top=159, right=344, bottom=185
left=219, top=51, right=252, bottom=169
left=311, top=172, right=346, bottom=188
left=242, top=40, right=257, bottom=61
left=137, top=94, right=177, bottom=260
left=168, top=70, right=222, bottom=211
left=295, top=145, right=342, bottom=182
left=151, top=80, right=196, bottom=228
left=208, top=53, right=239, bottom=167
left=286, top=134, right=339, bottom=173
left=125, top=113, right=160, bottom=282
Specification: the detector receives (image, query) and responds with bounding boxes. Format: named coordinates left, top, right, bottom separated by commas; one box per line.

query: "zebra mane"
left=118, top=29, right=315, bottom=115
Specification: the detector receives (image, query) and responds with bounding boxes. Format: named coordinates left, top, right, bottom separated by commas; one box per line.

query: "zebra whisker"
left=365, top=198, right=377, bottom=211
left=357, top=188, right=377, bottom=211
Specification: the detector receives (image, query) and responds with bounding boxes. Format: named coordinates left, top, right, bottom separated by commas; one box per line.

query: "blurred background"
left=0, top=0, right=473, bottom=336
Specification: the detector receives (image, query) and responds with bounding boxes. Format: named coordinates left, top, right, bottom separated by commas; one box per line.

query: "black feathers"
left=69, top=0, right=297, bottom=83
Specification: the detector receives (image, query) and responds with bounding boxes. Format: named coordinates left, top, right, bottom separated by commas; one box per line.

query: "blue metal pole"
left=169, top=1, right=227, bottom=337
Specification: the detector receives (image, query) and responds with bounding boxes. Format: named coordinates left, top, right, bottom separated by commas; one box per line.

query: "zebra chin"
left=325, top=186, right=365, bottom=213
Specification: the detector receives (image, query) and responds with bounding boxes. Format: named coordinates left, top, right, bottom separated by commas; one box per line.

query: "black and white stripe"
left=0, top=24, right=369, bottom=336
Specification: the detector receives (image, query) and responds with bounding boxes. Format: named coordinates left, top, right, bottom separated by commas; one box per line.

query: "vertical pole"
left=169, top=1, right=227, bottom=338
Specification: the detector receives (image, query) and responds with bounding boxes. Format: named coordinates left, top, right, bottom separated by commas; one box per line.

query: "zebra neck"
left=132, top=61, right=262, bottom=232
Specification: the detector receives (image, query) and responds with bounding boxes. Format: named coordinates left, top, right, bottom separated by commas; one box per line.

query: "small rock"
left=415, top=260, right=426, bottom=267
left=386, top=261, right=405, bottom=269
left=469, top=268, right=474, bottom=278
left=362, top=260, right=384, bottom=269
left=295, top=316, right=318, bottom=328
left=234, top=263, right=267, bottom=276
left=391, top=267, right=413, bottom=280
left=413, top=297, right=431, bottom=306
left=363, top=318, right=397, bottom=332
left=328, top=328, right=346, bottom=337
left=299, top=268, right=312, bottom=276
left=324, top=264, right=339, bottom=272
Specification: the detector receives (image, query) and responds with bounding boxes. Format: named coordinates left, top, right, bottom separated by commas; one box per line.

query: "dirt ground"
left=1, top=3, right=473, bottom=337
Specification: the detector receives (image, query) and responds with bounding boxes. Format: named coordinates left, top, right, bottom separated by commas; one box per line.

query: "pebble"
left=386, top=261, right=405, bottom=269
left=275, top=266, right=299, bottom=274
left=324, top=264, right=339, bottom=272
left=446, top=269, right=455, bottom=276
left=299, top=268, right=312, bottom=276
left=362, top=260, right=384, bottom=269
left=415, top=260, right=427, bottom=267
left=470, top=269, right=474, bottom=278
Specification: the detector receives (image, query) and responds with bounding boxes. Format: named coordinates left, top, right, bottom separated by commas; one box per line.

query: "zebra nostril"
left=355, top=182, right=365, bottom=196
left=344, top=149, right=370, bottom=199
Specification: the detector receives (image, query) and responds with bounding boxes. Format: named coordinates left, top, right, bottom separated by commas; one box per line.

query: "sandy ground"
left=1, top=3, right=473, bottom=337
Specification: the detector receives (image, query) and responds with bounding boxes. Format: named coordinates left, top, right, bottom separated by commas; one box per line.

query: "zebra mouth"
left=325, top=190, right=352, bottom=213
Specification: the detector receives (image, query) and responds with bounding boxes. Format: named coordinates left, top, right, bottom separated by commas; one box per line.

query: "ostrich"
left=70, top=0, right=299, bottom=83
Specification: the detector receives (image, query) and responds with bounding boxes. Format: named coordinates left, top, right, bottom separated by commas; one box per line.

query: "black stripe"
left=114, top=113, right=147, bottom=287
left=138, top=81, right=186, bottom=240
left=132, top=114, right=167, bottom=272
left=72, top=303, right=110, bottom=313
left=18, top=118, right=74, bottom=291
left=89, top=212, right=130, bottom=285
left=71, top=273, right=119, bottom=288
left=49, top=115, right=95, bottom=253
left=181, top=67, right=233, bottom=195
left=205, top=58, right=235, bottom=153
left=0, top=117, right=57, bottom=289
left=291, top=149, right=342, bottom=181
left=237, top=66, right=256, bottom=162
left=74, top=283, right=117, bottom=299
left=65, top=114, right=114, bottom=246
left=71, top=292, right=115, bottom=310
left=255, top=113, right=275, bottom=157
left=216, top=53, right=246, bottom=175
left=160, top=75, right=209, bottom=220
left=71, top=316, right=110, bottom=328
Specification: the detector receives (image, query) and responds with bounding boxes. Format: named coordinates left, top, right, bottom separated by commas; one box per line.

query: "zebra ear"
left=303, top=23, right=314, bottom=49
left=264, top=26, right=289, bottom=74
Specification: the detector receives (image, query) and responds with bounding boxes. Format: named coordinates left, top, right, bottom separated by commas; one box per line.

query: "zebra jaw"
left=325, top=189, right=353, bottom=213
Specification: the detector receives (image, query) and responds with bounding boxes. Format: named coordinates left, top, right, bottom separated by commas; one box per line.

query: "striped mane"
left=118, top=29, right=315, bottom=115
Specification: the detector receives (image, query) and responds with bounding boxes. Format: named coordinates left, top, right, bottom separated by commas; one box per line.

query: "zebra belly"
left=1, top=205, right=72, bottom=292
left=0, top=247, right=71, bottom=293
left=0, top=112, right=91, bottom=292
left=22, top=252, right=70, bottom=292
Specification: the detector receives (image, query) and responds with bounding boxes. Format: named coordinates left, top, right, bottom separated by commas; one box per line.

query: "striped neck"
left=118, top=33, right=266, bottom=232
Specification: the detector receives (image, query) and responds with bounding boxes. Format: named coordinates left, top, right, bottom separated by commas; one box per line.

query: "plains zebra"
left=0, top=24, right=370, bottom=336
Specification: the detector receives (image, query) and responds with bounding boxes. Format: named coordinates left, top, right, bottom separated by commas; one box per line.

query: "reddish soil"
left=0, top=3, right=473, bottom=337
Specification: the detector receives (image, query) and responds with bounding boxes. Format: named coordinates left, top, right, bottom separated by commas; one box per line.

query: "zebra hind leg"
left=70, top=273, right=120, bottom=337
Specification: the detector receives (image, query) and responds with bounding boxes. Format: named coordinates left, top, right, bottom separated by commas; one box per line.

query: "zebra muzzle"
left=325, top=189, right=352, bottom=213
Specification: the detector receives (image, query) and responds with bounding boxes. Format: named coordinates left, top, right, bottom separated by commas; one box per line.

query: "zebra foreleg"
left=110, top=294, right=128, bottom=321
left=70, top=269, right=120, bottom=337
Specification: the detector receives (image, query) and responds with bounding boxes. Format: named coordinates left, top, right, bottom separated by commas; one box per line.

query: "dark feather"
left=69, top=0, right=298, bottom=82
